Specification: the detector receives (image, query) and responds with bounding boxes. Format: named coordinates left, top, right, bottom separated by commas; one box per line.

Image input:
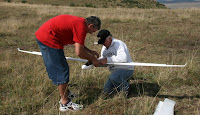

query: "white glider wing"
left=107, top=62, right=186, bottom=67
left=17, top=48, right=42, bottom=56
left=17, top=48, right=88, bottom=62
left=17, top=48, right=186, bottom=68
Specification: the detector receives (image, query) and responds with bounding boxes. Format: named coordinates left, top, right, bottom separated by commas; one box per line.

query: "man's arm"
left=74, top=43, right=99, bottom=66
left=99, top=46, right=107, bottom=65
left=99, top=43, right=128, bottom=64
left=84, top=46, right=99, bottom=58
left=106, top=45, right=128, bottom=63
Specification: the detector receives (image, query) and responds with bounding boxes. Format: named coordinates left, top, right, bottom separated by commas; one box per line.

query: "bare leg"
left=58, top=83, right=69, bottom=105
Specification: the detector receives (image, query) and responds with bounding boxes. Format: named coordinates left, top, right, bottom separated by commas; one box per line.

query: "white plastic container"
left=153, top=98, right=176, bottom=115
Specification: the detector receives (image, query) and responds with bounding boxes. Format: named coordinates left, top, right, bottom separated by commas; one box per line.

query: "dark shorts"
left=36, top=39, right=69, bottom=85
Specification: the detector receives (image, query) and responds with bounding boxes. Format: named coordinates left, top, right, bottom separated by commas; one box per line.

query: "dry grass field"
left=0, top=2, right=200, bottom=115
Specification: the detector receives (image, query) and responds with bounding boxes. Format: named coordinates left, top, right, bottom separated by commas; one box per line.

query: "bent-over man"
left=35, top=14, right=101, bottom=111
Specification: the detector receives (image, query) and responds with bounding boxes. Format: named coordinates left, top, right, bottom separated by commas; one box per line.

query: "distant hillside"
left=1, top=0, right=167, bottom=9
left=157, top=0, right=200, bottom=3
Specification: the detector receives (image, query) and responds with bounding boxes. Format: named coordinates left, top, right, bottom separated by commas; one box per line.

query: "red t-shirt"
left=35, top=15, right=87, bottom=49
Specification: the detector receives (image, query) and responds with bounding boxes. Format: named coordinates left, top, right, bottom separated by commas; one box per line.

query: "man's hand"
left=99, top=58, right=107, bottom=65
left=74, top=43, right=100, bottom=67
left=92, top=59, right=100, bottom=67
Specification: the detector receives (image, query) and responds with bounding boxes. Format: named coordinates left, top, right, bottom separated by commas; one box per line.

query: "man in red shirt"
left=35, top=15, right=101, bottom=111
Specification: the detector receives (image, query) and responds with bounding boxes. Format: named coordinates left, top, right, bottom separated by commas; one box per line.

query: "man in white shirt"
left=97, top=29, right=134, bottom=95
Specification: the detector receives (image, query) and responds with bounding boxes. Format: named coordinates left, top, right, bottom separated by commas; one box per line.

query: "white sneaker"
left=59, top=101, right=83, bottom=112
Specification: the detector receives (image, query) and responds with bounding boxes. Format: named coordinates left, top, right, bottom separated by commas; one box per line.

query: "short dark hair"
left=85, top=16, right=101, bottom=30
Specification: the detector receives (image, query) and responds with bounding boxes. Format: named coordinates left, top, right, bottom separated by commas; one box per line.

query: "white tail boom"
left=17, top=48, right=187, bottom=69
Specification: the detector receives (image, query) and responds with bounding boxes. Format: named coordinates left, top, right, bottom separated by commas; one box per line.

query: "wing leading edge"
left=17, top=48, right=186, bottom=68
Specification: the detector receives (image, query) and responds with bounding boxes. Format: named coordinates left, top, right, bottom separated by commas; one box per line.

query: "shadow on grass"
left=128, top=82, right=161, bottom=98
left=157, top=94, right=200, bottom=99
left=80, top=87, right=102, bottom=105
left=127, top=80, right=200, bottom=99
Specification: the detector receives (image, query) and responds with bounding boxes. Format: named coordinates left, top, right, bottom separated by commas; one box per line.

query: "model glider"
left=17, top=48, right=187, bottom=69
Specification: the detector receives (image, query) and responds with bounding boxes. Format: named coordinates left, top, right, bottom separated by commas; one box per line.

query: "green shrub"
left=85, top=3, right=96, bottom=8
left=70, top=3, right=76, bottom=7
left=21, top=0, right=27, bottom=3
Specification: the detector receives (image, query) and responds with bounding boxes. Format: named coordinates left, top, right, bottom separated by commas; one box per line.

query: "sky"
left=157, top=0, right=200, bottom=9
left=157, top=0, right=200, bottom=3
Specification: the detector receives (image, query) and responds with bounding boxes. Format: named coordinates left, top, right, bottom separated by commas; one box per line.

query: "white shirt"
left=100, top=37, right=134, bottom=70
